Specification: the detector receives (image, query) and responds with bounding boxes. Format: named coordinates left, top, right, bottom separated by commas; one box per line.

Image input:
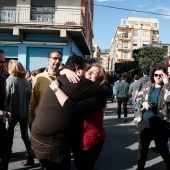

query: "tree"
left=132, top=46, right=167, bottom=70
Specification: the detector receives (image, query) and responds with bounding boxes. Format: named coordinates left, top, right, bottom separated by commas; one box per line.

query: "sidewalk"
left=9, top=101, right=167, bottom=170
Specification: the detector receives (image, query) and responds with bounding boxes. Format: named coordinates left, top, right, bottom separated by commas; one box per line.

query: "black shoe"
left=117, top=116, right=121, bottom=119
left=123, top=118, right=127, bottom=122
left=150, top=147, right=159, bottom=153
left=21, top=155, right=34, bottom=167
left=9, top=152, right=15, bottom=159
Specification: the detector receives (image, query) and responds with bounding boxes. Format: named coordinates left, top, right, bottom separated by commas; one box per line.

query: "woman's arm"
left=49, top=80, right=106, bottom=115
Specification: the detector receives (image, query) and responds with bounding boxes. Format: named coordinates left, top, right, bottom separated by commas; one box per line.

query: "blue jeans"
left=111, top=94, right=115, bottom=102
left=7, top=118, right=33, bottom=156
left=132, top=98, right=137, bottom=116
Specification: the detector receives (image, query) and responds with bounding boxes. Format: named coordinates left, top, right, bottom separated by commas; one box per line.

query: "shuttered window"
left=27, top=47, right=62, bottom=71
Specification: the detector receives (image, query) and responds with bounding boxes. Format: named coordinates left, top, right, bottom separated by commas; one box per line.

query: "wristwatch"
left=53, top=87, right=59, bottom=93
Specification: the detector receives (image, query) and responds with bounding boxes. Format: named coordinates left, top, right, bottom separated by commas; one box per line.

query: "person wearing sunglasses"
left=135, top=66, right=170, bottom=170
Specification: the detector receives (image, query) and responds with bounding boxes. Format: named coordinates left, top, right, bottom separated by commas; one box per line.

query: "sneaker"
left=117, top=116, right=121, bottom=119
left=123, top=118, right=127, bottom=122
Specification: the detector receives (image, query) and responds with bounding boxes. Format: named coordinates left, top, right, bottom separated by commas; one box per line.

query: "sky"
left=93, top=0, right=170, bottom=50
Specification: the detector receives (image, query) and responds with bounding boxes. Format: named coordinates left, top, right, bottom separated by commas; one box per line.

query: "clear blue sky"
left=93, top=0, right=170, bottom=50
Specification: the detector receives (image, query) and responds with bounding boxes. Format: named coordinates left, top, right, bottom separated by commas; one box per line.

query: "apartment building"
left=92, top=42, right=100, bottom=61
left=109, top=17, right=159, bottom=71
left=0, top=0, right=93, bottom=70
left=100, top=49, right=109, bottom=73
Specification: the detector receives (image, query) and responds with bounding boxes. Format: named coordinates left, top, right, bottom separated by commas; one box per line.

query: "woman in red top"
left=50, top=64, right=107, bottom=170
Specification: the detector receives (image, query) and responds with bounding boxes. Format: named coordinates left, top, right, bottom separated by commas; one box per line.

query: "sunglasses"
left=154, top=74, right=163, bottom=78
left=0, top=60, right=5, bottom=64
left=49, top=57, right=62, bottom=61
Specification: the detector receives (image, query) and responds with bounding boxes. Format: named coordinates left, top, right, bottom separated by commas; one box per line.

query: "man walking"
left=115, top=75, right=129, bottom=122
left=129, top=74, right=139, bottom=117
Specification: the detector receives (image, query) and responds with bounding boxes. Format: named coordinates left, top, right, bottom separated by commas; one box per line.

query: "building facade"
left=109, top=17, right=159, bottom=71
left=153, top=43, right=170, bottom=57
left=100, top=49, right=109, bottom=73
left=0, top=0, right=94, bottom=70
left=92, top=42, right=100, bottom=61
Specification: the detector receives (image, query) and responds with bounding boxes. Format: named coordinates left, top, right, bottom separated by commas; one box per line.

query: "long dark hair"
left=150, top=66, right=167, bottom=83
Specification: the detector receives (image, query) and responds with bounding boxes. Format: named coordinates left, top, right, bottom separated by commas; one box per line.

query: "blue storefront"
left=0, top=33, right=85, bottom=71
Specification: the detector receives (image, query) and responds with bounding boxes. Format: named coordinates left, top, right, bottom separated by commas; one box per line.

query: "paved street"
left=9, top=101, right=168, bottom=170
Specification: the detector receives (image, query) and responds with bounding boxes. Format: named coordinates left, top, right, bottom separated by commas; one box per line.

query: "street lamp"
left=139, top=23, right=143, bottom=48
left=91, top=46, right=96, bottom=58
left=160, top=41, right=162, bottom=48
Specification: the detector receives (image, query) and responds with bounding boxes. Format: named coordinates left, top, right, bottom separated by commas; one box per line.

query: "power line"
left=92, top=3, right=170, bottom=17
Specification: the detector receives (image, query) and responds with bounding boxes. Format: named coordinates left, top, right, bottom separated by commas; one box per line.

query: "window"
left=124, top=42, right=128, bottom=48
left=122, top=31, right=128, bottom=38
left=124, top=52, right=128, bottom=58
left=133, top=30, right=138, bottom=36
left=162, top=46, right=168, bottom=48
left=133, top=40, right=137, bottom=46
left=31, top=0, right=55, bottom=22
left=143, top=31, right=150, bottom=37
left=143, top=41, right=150, bottom=47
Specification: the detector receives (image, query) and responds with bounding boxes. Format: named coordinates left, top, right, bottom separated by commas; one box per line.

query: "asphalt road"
left=9, top=101, right=168, bottom=170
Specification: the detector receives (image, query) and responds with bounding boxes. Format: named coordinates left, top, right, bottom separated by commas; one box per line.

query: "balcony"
left=117, top=33, right=131, bottom=40
left=118, top=46, right=131, bottom=51
left=152, top=36, right=159, bottom=43
left=0, top=7, right=84, bottom=26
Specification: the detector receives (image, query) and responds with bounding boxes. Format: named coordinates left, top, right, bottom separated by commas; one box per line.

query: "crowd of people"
left=1, top=47, right=170, bottom=170
left=0, top=49, right=112, bottom=170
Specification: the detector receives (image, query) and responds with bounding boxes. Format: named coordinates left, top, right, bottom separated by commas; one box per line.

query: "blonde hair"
left=90, top=63, right=107, bottom=85
left=8, top=60, right=26, bottom=78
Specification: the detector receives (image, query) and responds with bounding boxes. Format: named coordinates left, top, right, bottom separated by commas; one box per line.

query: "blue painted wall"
left=0, top=33, right=85, bottom=70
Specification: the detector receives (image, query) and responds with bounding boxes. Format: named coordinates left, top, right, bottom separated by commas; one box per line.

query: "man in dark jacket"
left=0, top=49, right=10, bottom=170
left=31, top=55, right=111, bottom=170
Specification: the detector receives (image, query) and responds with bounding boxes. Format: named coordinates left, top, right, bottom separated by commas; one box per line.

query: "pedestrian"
left=115, top=74, right=129, bottom=122
left=50, top=63, right=108, bottom=170
left=2, top=61, right=9, bottom=78
left=25, top=70, right=32, bottom=82
left=30, top=55, right=111, bottom=170
left=136, top=66, right=170, bottom=170
left=0, top=49, right=11, bottom=170
left=129, top=74, right=139, bottom=117
left=111, top=77, right=121, bottom=102
left=134, top=69, right=150, bottom=101
left=29, top=50, right=62, bottom=129
left=30, top=67, right=46, bottom=88
left=6, top=60, right=34, bottom=167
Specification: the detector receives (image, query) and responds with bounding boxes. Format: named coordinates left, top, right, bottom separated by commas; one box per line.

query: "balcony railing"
left=0, top=7, right=84, bottom=25
left=117, top=33, right=131, bottom=40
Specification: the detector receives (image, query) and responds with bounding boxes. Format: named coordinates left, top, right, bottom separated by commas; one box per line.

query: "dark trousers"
left=0, top=123, right=9, bottom=170
left=72, top=140, right=104, bottom=170
left=137, top=119, right=170, bottom=170
left=7, top=118, right=32, bottom=156
left=30, top=135, right=71, bottom=170
left=117, top=97, right=128, bottom=118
